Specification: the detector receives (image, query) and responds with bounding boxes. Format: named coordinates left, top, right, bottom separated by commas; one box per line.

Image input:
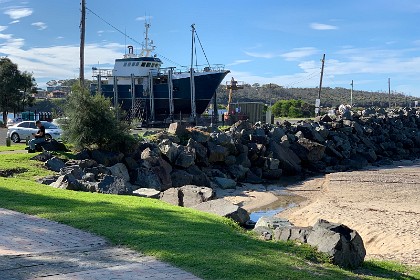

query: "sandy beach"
left=279, top=160, right=420, bottom=265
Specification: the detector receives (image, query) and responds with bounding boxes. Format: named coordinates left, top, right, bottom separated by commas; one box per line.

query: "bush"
left=62, top=86, right=135, bottom=152
left=271, top=99, right=315, bottom=118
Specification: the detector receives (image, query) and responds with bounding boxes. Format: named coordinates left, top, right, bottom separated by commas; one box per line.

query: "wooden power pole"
left=388, top=78, right=391, bottom=108
left=316, top=54, right=325, bottom=116
left=80, top=0, right=86, bottom=87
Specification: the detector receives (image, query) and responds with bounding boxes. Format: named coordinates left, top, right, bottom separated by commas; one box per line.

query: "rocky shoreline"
left=33, top=107, right=420, bottom=227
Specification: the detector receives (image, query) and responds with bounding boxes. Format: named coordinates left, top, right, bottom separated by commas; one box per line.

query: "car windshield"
left=42, top=122, right=58, bottom=129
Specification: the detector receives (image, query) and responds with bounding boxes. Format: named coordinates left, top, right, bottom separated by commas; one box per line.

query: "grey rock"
left=91, top=150, right=123, bottom=167
left=158, top=140, right=179, bottom=163
left=186, top=165, right=211, bottom=187
left=60, top=165, right=85, bottom=180
left=171, top=169, right=193, bottom=188
left=307, top=219, right=366, bottom=268
left=95, top=175, right=133, bottom=194
left=207, top=142, right=228, bottom=163
left=227, top=164, right=249, bottom=181
left=37, top=175, right=59, bottom=185
left=134, top=167, right=169, bottom=191
left=273, top=226, right=312, bottom=243
left=50, top=174, right=85, bottom=191
left=160, top=188, right=181, bottom=206
left=30, top=151, right=53, bottom=162
left=187, top=138, right=208, bottom=165
left=213, top=177, right=237, bottom=189
left=82, top=173, right=96, bottom=182
left=293, top=138, right=326, bottom=162
left=108, top=163, right=130, bottom=182
left=255, top=216, right=292, bottom=229
left=270, top=127, right=286, bottom=142
left=132, top=188, right=161, bottom=199
left=179, top=185, right=214, bottom=207
left=174, top=146, right=195, bottom=168
left=45, top=157, right=66, bottom=172
left=262, top=169, right=282, bottom=180
left=191, top=198, right=250, bottom=225
left=236, top=153, right=251, bottom=168
left=167, top=122, right=187, bottom=136
left=268, top=141, right=301, bottom=175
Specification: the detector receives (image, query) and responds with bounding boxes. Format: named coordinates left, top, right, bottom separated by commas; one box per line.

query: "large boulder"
left=191, top=198, right=250, bottom=225
left=186, top=165, right=211, bottom=187
left=179, top=185, right=214, bottom=207
left=207, top=142, right=228, bottom=163
left=134, top=167, right=171, bottom=191
left=273, top=226, right=312, bottom=243
left=268, top=141, right=301, bottom=175
left=254, top=216, right=292, bottom=230
left=174, top=146, right=195, bottom=168
left=95, top=175, right=134, bottom=194
left=91, top=150, right=123, bottom=167
left=307, top=219, right=366, bottom=268
left=50, top=174, right=85, bottom=191
left=213, top=177, right=237, bottom=189
left=171, top=169, right=193, bottom=188
left=160, top=188, right=181, bottom=206
left=187, top=138, right=208, bottom=166
left=60, top=165, right=85, bottom=180
left=108, top=163, right=130, bottom=182
left=291, top=138, right=326, bottom=162
left=30, top=151, right=53, bottom=162
left=38, top=139, right=68, bottom=152
left=158, top=140, right=179, bottom=163
left=45, top=157, right=66, bottom=172
left=167, top=122, right=187, bottom=137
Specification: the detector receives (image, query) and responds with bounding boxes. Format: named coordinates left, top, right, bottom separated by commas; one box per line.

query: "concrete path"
left=0, top=208, right=201, bottom=280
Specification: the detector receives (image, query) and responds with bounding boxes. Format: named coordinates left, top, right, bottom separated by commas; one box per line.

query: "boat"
left=90, top=23, right=229, bottom=122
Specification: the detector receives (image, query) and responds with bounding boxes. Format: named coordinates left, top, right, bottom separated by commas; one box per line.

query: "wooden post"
left=79, top=0, right=86, bottom=87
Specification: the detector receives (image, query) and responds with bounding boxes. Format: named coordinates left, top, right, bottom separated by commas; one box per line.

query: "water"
left=250, top=203, right=297, bottom=223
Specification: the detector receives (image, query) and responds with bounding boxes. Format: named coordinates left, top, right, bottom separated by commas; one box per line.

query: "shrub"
left=271, top=99, right=315, bottom=118
left=62, top=86, right=135, bottom=152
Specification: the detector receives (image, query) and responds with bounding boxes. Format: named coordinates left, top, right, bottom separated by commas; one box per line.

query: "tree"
left=62, top=86, right=135, bottom=152
left=0, top=58, right=36, bottom=123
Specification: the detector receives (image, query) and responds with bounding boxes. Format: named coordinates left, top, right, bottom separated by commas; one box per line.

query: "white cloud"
left=244, top=51, right=280, bottom=59
left=0, top=26, right=7, bottom=32
left=4, top=7, right=33, bottom=20
left=56, top=36, right=64, bottom=39
left=310, top=22, right=338, bottom=30
left=9, top=20, right=19, bottom=24
left=0, top=33, right=125, bottom=83
left=31, top=22, right=47, bottom=30
left=281, top=47, right=318, bottom=61
left=227, top=59, right=252, bottom=66
left=136, top=16, right=153, bottom=21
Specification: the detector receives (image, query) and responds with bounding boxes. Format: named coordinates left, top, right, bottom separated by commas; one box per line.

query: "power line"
left=85, top=5, right=183, bottom=67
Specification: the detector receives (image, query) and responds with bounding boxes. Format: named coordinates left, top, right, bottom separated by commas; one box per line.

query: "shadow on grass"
left=0, top=186, right=417, bottom=280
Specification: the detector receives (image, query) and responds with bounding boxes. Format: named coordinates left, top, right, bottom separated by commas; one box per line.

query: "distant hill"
left=215, top=83, right=419, bottom=108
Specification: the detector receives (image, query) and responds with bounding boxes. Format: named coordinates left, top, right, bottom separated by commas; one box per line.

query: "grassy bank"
left=0, top=152, right=419, bottom=280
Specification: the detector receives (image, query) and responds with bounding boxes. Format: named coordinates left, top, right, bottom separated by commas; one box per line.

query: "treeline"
left=216, top=83, right=418, bottom=108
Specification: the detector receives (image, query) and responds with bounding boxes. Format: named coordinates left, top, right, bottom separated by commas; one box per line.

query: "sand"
left=279, top=160, right=420, bottom=265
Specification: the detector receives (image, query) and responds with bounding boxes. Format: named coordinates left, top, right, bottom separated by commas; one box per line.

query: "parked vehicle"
left=7, top=121, right=62, bottom=143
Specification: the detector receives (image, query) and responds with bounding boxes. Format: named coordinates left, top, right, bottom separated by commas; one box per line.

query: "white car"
left=7, top=121, right=62, bottom=143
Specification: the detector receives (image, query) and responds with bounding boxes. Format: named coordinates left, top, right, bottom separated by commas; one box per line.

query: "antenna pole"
left=350, top=80, right=354, bottom=107
left=79, top=0, right=86, bottom=87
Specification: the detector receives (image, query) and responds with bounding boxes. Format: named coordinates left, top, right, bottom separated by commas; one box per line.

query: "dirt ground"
left=279, top=160, right=420, bottom=265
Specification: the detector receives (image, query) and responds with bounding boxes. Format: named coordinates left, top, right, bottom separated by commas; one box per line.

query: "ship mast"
left=79, top=0, right=86, bottom=86
left=140, top=22, right=155, bottom=57
left=190, top=24, right=196, bottom=121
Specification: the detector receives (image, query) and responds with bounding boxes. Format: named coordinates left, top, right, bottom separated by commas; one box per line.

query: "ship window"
left=146, top=63, right=151, bottom=67
left=141, top=63, right=146, bottom=67
left=123, top=62, right=127, bottom=67
left=136, top=62, right=140, bottom=66
left=128, top=62, right=132, bottom=66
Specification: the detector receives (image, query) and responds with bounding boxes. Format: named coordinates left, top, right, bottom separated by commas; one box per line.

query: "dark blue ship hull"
left=91, top=71, right=228, bottom=118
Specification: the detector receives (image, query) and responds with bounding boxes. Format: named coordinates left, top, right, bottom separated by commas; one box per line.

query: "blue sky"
left=1, top=0, right=420, bottom=97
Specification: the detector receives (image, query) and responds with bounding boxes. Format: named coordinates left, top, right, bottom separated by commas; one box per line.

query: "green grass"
left=0, top=152, right=419, bottom=280
left=0, top=143, right=26, bottom=152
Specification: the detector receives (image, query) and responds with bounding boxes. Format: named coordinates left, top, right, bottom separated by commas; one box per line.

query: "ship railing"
left=160, top=64, right=225, bottom=75
left=92, top=68, right=113, bottom=77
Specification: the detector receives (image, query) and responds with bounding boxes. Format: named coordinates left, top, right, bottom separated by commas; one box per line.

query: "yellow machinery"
left=224, top=77, right=245, bottom=123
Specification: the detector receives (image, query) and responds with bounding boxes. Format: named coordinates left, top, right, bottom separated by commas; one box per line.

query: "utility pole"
left=350, top=80, right=354, bottom=107
left=79, top=0, right=86, bottom=87
left=388, top=78, right=391, bottom=108
left=316, top=54, right=325, bottom=116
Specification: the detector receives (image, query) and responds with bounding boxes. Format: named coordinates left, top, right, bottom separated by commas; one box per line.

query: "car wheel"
left=45, top=134, right=52, bottom=141
left=11, top=133, right=20, bottom=143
